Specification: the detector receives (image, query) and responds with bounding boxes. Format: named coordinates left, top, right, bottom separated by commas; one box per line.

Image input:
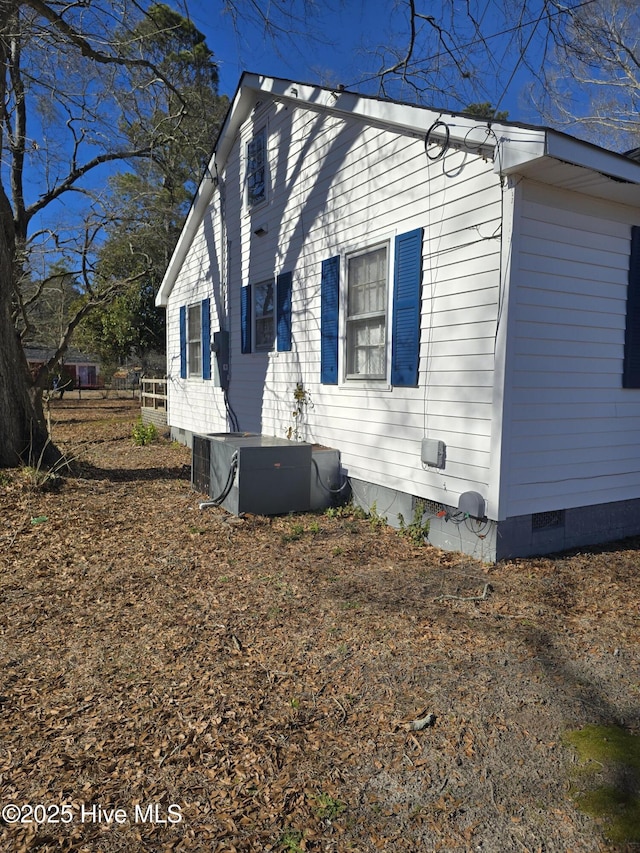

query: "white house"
left=156, top=72, right=640, bottom=561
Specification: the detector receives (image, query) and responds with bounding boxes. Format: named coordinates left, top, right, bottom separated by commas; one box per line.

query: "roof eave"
left=496, top=128, right=640, bottom=207
left=156, top=74, right=640, bottom=308
left=497, top=128, right=640, bottom=184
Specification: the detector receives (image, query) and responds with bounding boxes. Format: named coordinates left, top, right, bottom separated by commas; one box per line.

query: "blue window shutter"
left=276, top=271, right=293, bottom=352
left=202, top=298, right=211, bottom=379
left=391, top=228, right=423, bottom=387
left=623, top=226, right=640, bottom=388
left=321, top=256, right=340, bottom=384
left=179, top=305, right=187, bottom=379
left=241, top=285, right=252, bottom=354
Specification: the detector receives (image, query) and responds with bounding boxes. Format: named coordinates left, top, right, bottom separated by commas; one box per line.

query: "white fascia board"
left=495, top=126, right=640, bottom=187
left=214, top=75, right=265, bottom=168
left=155, top=174, right=216, bottom=307
left=545, top=131, right=640, bottom=185
left=492, top=128, right=547, bottom=174
left=333, top=93, right=501, bottom=150
left=267, top=79, right=503, bottom=151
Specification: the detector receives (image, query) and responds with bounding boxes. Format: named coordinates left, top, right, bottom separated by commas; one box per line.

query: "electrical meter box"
left=212, top=330, right=230, bottom=390
left=192, top=433, right=312, bottom=515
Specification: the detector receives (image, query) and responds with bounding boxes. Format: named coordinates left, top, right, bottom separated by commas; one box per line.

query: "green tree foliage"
left=118, top=3, right=227, bottom=184
left=462, top=102, right=509, bottom=121
left=78, top=4, right=227, bottom=370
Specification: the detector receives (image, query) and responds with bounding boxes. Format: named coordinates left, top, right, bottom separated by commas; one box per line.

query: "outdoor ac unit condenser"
left=192, top=433, right=312, bottom=516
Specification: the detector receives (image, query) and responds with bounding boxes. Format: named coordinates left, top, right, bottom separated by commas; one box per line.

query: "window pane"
left=189, top=341, right=202, bottom=374
left=254, top=281, right=274, bottom=351
left=188, top=304, right=202, bottom=376
left=347, top=317, right=386, bottom=377
left=346, top=246, right=387, bottom=378
left=348, top=247, right=386, bottom=316
left=255, top=318, right=273, bottom=350
left=188, top=304, right=201, bottom=338
left=255, top=281, right=273, bottom=318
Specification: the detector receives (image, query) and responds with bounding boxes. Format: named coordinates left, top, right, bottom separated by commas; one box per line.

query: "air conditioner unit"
left=192, top=433, right=312, bottom=515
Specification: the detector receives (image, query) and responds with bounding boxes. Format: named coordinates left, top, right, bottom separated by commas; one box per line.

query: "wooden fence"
left=141, top=378, right=167, bottom=428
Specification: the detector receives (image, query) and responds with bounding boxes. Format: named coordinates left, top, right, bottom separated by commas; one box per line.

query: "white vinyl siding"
left=505, top=180, right=639, bottom=515
left=165, top=208, right=230, bottom=436
left=166, top=97, right=504, bottom=512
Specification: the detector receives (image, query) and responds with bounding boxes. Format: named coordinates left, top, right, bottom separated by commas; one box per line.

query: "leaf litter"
left=0, top=397, right=637, bottom=852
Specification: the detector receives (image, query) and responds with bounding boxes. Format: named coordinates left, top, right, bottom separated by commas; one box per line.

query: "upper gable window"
left=246, top=128, right=266, bottom=207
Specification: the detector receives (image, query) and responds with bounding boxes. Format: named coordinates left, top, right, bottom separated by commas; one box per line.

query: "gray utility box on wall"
left=192, top=433, right=312, bottom=516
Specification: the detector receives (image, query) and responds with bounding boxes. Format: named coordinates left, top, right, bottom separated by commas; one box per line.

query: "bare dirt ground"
left=0, top=397, right=638, bottom=852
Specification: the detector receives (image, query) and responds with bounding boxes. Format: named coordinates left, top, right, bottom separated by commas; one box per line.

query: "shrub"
left=132, top=419, right=158, bottom=446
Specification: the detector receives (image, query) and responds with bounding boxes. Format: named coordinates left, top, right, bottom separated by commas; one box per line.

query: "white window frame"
left=253, top=279, right=275, bottom=352
left=187, top=302, right=202, bottom=377
left=246, top=127, right=267, bottom=208
left=344, top=242, right=390, bottom=382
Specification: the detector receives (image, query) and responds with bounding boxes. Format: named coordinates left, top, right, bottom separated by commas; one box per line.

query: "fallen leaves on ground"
left=0, top=398, right=637, bottom=852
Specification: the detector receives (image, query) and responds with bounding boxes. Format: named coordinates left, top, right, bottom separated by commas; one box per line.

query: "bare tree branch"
left=25, top=145, right=155, bottom=222
left=24, top=0, right=184, bottom=97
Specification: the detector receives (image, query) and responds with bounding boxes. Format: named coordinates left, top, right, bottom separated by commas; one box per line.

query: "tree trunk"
left=0, top=3, right=60, bottom=470
left=0, top=228, right=59, bottom=469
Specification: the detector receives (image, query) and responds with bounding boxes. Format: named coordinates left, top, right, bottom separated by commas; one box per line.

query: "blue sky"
left=184, top=0, right=546, bottom=125
left=187, top=0, right=385, bottom=95
left=21, top=0, right=578, bottom=274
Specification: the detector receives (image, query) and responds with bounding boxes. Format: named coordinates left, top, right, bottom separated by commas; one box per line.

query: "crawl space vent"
left=532, top=510, right=565, bottom=531
left=413, top=496, right=443, bottom=516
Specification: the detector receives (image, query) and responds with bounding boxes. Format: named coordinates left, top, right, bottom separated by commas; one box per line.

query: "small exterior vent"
left=532, top=510, right=565, bottom=531
left=413, top=496, right=442, bottom=516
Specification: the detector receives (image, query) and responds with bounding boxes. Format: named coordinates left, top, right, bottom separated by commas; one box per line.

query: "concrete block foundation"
left=350, top=478, right=640, bottom=562
left=175, top=427, right=640, bottom=561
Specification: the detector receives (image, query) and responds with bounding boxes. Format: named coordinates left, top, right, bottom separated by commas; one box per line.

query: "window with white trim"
left=246, top=128, right=266, bottom=207
left=320, top=229, right=422, bottom=387
left=254, top=280, right=275, bottom=351
left=346, top=244, right=388, bottom=379
left=188, top=303, right=202, bottom=376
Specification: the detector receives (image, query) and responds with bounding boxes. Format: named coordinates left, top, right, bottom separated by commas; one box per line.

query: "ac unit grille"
left=192, top=434, right=211, bottom=495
